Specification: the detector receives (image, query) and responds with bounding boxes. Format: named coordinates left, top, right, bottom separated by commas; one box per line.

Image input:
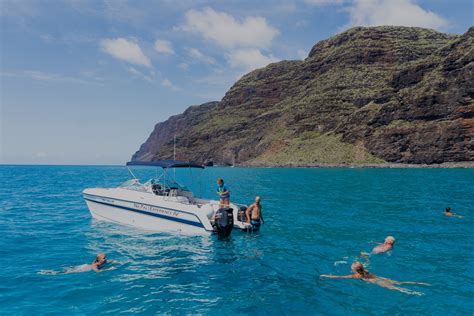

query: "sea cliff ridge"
left=132, top=26, right=474, bottom=167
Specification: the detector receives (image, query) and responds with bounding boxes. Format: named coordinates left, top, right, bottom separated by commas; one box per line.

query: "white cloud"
left=346, top=0, right=449, bottom=30
left=187, top=48, right=216, bottom=65
left=178, top=63, right=189, bottom=70
left=161, top=78, right=180, bottom=91
left=305, top=0, right=347, bottom=6
left=179, top=7, right=279, bottom=49
left=100, top=38, right=152, bottom=67
left=297, top=49, right=308, bottom=59
left=227, top=49, right=279, bottom=71
left=154, top=39, right=174, bottom=54
left=1, top=70, right=94, bottom=84
left=178, top=8, right=282, bottom=73
left=127, top=67, right=154, bottom=82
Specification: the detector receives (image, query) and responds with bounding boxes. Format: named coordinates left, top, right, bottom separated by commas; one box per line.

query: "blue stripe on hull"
left=84, top=198, right=208, bottom=230
left=83, top=193, right=196, bottom=216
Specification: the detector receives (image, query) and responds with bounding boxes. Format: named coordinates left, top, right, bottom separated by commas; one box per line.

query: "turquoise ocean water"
left=1, top=165, right=473, bottom=314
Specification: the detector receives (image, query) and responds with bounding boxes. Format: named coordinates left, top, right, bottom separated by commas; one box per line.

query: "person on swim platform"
left=320, top=262, right=429, bottom=295
left=216, top=178, right=230, bottom=207
left=245, top=196, right=263, bottom=227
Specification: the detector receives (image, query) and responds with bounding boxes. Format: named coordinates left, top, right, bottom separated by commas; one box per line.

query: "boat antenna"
left=173, top=134, right=176, bottom=160
left=173, top=134, right=176, bottom=181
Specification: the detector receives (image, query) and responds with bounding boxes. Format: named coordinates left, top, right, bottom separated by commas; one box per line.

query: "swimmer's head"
left=351, top=262, right=367, bottom=275
left=445, top=207, right=451, bottom=213
left=95, top=253, right=107, bottom=264
left=217, top=178, right=224, bottom=185
left=255, top=196, right=261, bottom=203
left=385, top=236, right=395, bottom=245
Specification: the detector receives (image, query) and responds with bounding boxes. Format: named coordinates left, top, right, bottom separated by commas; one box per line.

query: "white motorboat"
left=83, top=160, right=251, bottom=237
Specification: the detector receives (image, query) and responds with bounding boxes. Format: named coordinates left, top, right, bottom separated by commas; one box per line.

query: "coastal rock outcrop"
left=132, top=26, right=474, bottom=166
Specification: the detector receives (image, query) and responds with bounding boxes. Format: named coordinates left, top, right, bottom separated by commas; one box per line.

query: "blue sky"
left=1, top=0, right=472, bottom=165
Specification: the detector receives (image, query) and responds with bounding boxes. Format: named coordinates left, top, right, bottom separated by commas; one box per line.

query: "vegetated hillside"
left=132, top=26, right=474, bottom=166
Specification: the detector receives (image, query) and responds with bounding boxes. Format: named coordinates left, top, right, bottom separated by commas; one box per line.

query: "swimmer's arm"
left=395, top=281, right=430, bottom=286
left=93, top=266, right=116, bottom=273
left=360, top=252, right=370, bottom=262
left=378, top=283, right=423, bottom=296
left=100, top=267, right=117, bottom=272
left=246, top=204, right=255, bottom=213
left=320, top=274, right=355, bottom=279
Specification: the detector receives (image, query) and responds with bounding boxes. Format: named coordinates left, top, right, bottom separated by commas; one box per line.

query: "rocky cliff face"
left=132, top=26, right=474, bottom=165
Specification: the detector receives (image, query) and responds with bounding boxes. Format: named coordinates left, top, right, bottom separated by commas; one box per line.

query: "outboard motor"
left=237, top=206, right=247, bottom=222
left=213, top=207, right=234, bottom=239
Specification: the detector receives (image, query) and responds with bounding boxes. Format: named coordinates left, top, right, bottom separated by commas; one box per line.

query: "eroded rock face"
left=132, top=26, right=474, bottom=165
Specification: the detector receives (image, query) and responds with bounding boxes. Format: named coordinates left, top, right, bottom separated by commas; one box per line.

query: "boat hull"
left=83, top=188, right=215, bottom=235
left=85, top=199, right=211, bottom=235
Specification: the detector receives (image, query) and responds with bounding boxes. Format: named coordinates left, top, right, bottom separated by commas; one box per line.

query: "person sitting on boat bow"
left=216, top=178, right=230, bottom=207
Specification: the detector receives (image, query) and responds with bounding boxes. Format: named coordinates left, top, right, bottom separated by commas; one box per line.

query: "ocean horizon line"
left=1, top=161, right=473, bottom=169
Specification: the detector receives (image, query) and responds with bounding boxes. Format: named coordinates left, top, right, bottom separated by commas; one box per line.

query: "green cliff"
left=132, top=26, right=474, bottom=166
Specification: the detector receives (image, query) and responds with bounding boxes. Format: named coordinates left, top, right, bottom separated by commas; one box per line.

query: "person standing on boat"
left=216, top=178, right=230, bottom=207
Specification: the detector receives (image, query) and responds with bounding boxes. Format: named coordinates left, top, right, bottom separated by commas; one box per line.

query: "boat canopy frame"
left=125, top=160, right=205, bottom=199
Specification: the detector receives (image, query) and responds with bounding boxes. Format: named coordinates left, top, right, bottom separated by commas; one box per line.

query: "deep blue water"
left=1, top=165, right=473, bottom=315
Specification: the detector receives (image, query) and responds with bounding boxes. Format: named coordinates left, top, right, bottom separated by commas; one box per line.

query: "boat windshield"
left=118, top=179, right=147, bottom=191
left=146, top=179, right=190, bottom=191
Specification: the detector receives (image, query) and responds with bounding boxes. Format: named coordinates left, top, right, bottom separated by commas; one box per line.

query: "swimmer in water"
left=360, top=236, right=395, bottom=259
left=320, top=262, right=429, bottom=295
left=444, top=207, right=463, bottom=218
left=39, top=253, right=115, bottom=275
left=371, top=236, right=396, bottom=254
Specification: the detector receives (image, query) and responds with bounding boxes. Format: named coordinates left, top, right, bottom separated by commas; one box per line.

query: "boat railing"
left=189, top=197, right=247, bottom=209
left=225, top=201, right=247, bottom=209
